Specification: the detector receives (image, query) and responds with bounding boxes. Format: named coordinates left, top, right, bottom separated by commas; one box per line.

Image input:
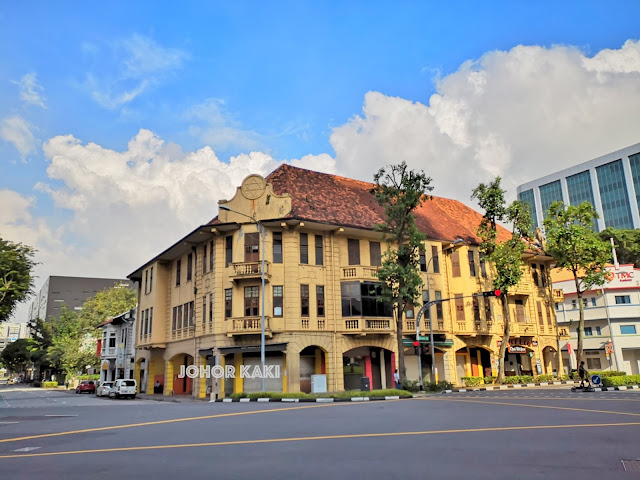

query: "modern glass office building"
left=517, top=143, right=640, bottom=231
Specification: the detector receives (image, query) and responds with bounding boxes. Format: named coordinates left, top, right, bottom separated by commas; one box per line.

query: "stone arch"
left=166, top=353, right=194, bottom=395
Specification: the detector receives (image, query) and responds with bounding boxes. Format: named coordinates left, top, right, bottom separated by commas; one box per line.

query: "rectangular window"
left=273, top=232, right=283, bottom=263
left=451, top=251, right=461, bottom=277
left=537, top=301, right=544, bottom=326
left=468, top=251, right=476, bottom=277
left=149, top=307, right=153, bottom=336
left=315, top=235, right=324, bottom=266
left=244, top=287, right=259, bottom=316
left=225, top=289, right=232, bottom=318
left=177, top=305, right=183, bottom=329
left=455, top=294, right=465, bottom=321
left=225, top=235, right=233, bottom=267
left=582, top=298, right=588, bottom=308
left=300, top=233, right=309, bottom=264
left=435, top=291, right=443, bottom=320
left=419, top=247, right=427, bottom=272
left=317, top=286, right=325, bottom=317
left=203, top=244, right=207, bottom=274
left=620, top=325, right=637, bottom=335
left=341, top=282, right=362, bottom=317
left=591, top=297, right=597, bottom=307
left=518, top=188, right=539, bottom=229
left=143, top=309, right=148, bottom=335
left=370, top=241, right=381, bottom=266
left=144, top=270, right=148, bottom=294
left=209, top=240, right=214, bottom=271
left=484, top=296, right=491, bottom=321
left=361, top=282, right=393, bottom=317
left=202, top=296, right=206, bottom=324
left=189, top=301, right=194, bottom=326
left=540, top=264, right=547, bottom=287
left=187, top=253, right=193, bottom=281
left=245, top=233, right=259, bottom=263
left=539, top=180, right=563, bottom=221
left=584, top=327, right=593, bottom=336
left=596, top=326, right=601, bottom=335
left=109, top=334, right=116, bottom=348
left=348, top=239, right=360, bottom=265
left=472, top=297, right=480, bottom=322
left=596, top=159, right=634, bottom=229
left=515, top=299, right=526, bottom=323
left=532, top=264, right=540, bottom=287
left=422, top=290, right=430, bottom=320
left=172, top=307, right=177, bottom=331
left=273, top=286, right=283, bottom=317
left=615, top=295, right=631, bottom=304
left=571, top=299, right=577, bottom=309
left=301, top=285, right=310, bottom=317
left=431, top=246, right=440, bottom=274
left=479, top=254, right=487, bottom=278
left=587, top=357, right=602, bottom=370
left=176, top=259, right=181, bottom=286
left=209, top=293, right=213, bottom=324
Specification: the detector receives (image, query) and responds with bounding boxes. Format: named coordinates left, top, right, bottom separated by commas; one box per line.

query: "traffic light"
left=482, top=289, right=502, bottom=297
left=413, top=340, right=419, bottom=355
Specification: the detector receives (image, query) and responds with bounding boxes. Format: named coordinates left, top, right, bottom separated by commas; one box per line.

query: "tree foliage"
left=371, top=161, right=434, bottom=382
left=598, top=227, right=640, bottom=268
left=0, top=237, right=37, bottom=323
left=472, top=177, right=532, bottom=383
left=544, top=201, right=610, bottom=366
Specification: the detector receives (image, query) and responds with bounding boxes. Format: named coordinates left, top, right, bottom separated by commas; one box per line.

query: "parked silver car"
left=96, top=381, right=114, bottom=397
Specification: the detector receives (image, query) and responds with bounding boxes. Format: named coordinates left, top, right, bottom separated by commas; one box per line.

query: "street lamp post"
left=417, top=239, right=463, bottom=390
left=220, top=205, right=267, bottom=392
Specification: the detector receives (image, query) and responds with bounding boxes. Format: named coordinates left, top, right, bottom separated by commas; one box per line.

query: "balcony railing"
left=230, top=261, right=271, bottom=282
left=343, top=317, right=392, bottom=334
left=341, top=266, right=379, bottom=280
left=171, top=326, right=195, bottom=340
left=227, top=317, right=272, bottom=336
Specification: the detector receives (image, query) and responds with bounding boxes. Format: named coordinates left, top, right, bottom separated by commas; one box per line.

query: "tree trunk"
left=395, top=304, right=405, bottom=383
left=496, top=295, right=510, bottom=384
left=576, top=290, right=585, bottom=369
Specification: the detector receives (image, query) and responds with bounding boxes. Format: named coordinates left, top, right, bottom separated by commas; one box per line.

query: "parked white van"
left=109, top=379, right=137, bottom=399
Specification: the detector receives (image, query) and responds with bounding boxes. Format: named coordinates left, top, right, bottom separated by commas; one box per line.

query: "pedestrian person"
left=578, top=361, right=590, bottom=388
left=394, top=369, right=401, bottom=389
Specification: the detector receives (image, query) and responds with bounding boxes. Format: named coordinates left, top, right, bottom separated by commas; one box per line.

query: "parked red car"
left=75, top=380, right=95, bottom=394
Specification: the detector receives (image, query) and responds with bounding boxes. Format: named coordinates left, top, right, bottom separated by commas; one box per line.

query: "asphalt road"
left=1, top=386, right=640, bottom=479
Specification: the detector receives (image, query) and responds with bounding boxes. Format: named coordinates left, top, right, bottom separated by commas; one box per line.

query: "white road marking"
left=12, top=447, right=41, bottom=452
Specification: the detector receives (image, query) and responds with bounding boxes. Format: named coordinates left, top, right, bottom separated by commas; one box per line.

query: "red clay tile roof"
left=211, top=164, right=512, bottom=245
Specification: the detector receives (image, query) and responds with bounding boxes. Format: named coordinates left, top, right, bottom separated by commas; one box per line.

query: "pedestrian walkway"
left=135, top=393, right=205, bottom=403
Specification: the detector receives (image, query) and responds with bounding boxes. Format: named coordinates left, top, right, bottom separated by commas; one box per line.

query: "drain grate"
left=622, top=460, right=640, bottom=472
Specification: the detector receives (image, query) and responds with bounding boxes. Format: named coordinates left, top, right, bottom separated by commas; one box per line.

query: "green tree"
left=0, top=338, right=34, bottom=374
left=0, top=237, right=37, bottom=323
left=78, top=284, right=136, bottom=326
left=472, top=177, right=532, bottom=384
left=371, top=161, right=434, bottom=382
left=598, top=228, right=640, bottom=268
left=544, top=201, right=610, bottom=367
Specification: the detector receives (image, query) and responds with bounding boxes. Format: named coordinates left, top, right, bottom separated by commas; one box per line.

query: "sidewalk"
left=136, top=393, right=206, bottom=403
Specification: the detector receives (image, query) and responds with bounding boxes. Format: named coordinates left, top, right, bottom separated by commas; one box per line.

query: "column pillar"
left=286, top=349, right=300, bottom=393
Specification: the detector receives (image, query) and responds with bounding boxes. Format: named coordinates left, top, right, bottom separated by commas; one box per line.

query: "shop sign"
left=508, top=346, right=527, bottom=354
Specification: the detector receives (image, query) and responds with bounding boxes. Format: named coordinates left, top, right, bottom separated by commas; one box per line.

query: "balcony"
left=343, top=317, right=392, bottom=334
left=341, top=266, right=379, bottom=281
left=230, top=262, right=271, bottom=283
left=227, top=317, right=272, bottom=337
left=170, top=326, right=195, bottom=341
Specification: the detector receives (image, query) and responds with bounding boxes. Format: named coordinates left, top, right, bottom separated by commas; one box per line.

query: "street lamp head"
left=219, top=205, right=231, bottom=211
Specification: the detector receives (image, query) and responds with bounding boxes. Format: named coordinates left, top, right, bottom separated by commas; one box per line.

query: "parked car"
left=109, top=379, right=137, bottom=399
left=95, top=381, right=114, bottom=397
left=75, top=380, right=95, bottom=394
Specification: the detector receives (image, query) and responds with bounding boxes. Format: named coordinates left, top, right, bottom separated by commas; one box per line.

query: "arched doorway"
left=504, top=345, right=533, bottom=376
left=299, top=346, right=326, bottom=394
left=343, top=346, right=394, bottom=391
left=542, top=346, right=558, bottom=376
left=419, top=347, right=447, bottom=384
left=170, top=354, right=193, bottom=395
left=136, top=358, right=147, bottom=393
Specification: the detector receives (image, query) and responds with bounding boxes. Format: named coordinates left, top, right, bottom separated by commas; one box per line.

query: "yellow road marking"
left=439, top=396, right=640, bottom=402
left=1, top=422, right=639, bottom=459
left=424, top=397, right=640, bottom=417
left=0, top=400, right=392, bottom=444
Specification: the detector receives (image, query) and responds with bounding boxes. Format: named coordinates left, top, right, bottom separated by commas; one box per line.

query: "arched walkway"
left=343, top=346, right=395, bottom=391
left=168, top=353, right=194, bottom=395
left=299, top=345, right=327, bottom=393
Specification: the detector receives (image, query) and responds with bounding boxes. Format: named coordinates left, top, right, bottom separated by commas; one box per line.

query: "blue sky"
left=2, top=2, right=640, bottom=320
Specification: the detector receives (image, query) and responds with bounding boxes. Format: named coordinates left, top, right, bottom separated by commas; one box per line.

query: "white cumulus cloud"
left=331, top=41, right=640, bottom=202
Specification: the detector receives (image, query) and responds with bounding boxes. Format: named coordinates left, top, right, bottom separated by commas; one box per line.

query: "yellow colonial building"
left=128, top=165, right=563, bottom=398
